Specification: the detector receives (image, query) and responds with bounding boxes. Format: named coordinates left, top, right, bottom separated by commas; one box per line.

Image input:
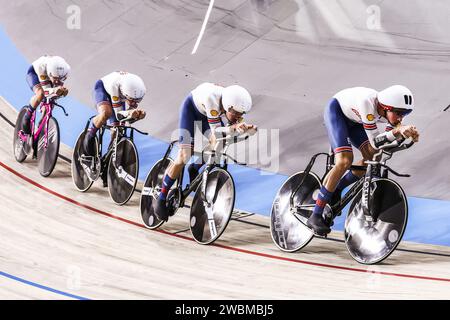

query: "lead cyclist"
left=307, top=85, right=420, bottom=236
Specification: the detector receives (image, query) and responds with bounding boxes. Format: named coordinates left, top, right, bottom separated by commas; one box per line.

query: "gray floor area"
left=1, top=0, right=450, bottom=199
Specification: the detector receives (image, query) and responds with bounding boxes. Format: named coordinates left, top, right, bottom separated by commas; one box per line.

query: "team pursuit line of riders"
left=13, top=55, right=420, bottom=264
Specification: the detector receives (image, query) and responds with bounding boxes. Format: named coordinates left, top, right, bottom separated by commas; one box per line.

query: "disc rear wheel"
left=270, top=171, right=321, bottom=252
left=13, top=108, right=28, bottom=163
left=140, top=158, right=175, bottom=229
left=71, top=131, right=95, bottom=192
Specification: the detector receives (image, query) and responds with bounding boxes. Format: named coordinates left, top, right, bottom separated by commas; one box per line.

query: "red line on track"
left=1, top=160, right=449, bottom=284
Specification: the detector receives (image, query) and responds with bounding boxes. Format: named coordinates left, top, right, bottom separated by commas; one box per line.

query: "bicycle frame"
left=82, top=116, right=147, bottom=175
left=290, top=140, right=413, bottom=223
left=97, top=126, right=121, bottom=170
left=19, top=97, right=67, bottom=155
left=175, top=149, right=227, bottom=209
left=30, top=102, right=53, bottom=146
left=160, top=134, right=248, bottom=210
left=289, top=152, right=369, bottom=217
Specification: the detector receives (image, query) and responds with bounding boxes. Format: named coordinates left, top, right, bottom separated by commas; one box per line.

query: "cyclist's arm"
left=212, top=124, right=233, bottom=136
left=111, top=102, right=126, bottom=122
left=34, top=62, right=52, bottom=89
left=38, top=74, right=52, bottom=90
left=109, top=86, right=126, bottom=122
left=360, top=101, right=395, bottom=149
left=203, top=101, right=227, bottom=137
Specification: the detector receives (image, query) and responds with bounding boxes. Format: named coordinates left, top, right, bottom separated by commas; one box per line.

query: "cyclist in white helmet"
left=82, top=71, right=147, bottom=161
left=307, top=85, right=420, bottom=236
left=153, top=82, right=257, bottom=221
left=23, top=55, right=70, bottom=134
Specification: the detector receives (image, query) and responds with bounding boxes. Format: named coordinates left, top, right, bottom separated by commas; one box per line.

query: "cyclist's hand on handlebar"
left=397, top=125, right=419, bottom=142
left=233, top=122, right=258, bottom=135
left=131, top=109, right=146, bottom=120
left=56, top=87, right=69, bottom=97
left=246, top=124, right=258, bottom=136
left=232, top=122, right=247, bottom=134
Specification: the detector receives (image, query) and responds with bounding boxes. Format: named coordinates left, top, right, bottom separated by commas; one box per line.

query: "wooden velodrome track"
left=0, top=98, right=449, bottom=300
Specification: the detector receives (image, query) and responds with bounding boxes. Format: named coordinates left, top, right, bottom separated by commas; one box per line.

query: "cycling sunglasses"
left=124, top=96, right=143, bottom=104
left=228, top=107, right=246, bottom=117
left=390, top=107, right=412, bottom=117
left=50, top=74, right=68, bottom=81
left=380, top=102, right=412, bottom=117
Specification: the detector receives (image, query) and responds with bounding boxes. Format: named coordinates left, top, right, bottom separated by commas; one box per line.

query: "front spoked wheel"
left=190, top=168, right=235, bottom=245
left=107, top=138, right=139, bottom=205
left=345, top=178, right=408, bottom=265
left=13, top=107, right=29, bottom=163
left=140, top=157, right=175, bottom=229
left=270, top=171, right=321, bottom=252
left=37, top=117, right=60, bottom=177
left=71, top=131, right=95, bottom=192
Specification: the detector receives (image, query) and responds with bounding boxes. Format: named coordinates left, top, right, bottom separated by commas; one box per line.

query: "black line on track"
left=0, top=110, right=15, bottom=127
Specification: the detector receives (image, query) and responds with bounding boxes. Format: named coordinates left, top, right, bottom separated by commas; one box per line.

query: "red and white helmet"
left=377, top=85, right=414, bottom=116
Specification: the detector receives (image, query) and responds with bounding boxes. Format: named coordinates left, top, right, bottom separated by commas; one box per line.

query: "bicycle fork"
left=361, top=163, right=378, bottom=221
left=200, top=153, right=218, bottom=239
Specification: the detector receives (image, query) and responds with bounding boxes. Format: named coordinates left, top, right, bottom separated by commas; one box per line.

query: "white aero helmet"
left=47, top=56, right=70, bottom=81
left=222, top=85, right=252, bottom=114
left=120, top=73, right=146, bottom=102
left=377, top=85, right=414, bottom=116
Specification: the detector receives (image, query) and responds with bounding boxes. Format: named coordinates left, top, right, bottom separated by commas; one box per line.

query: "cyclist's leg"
left=316, top=99, right=353, bottom=213
left=82, top=80, right=113, bottom=156
left=347, top=126, right=381, bottom=175
left=357, top=139, right=378, bottom=162
left=331, top=124, right=370, bottom=195
left=160, top=94, right=197, bottom=200
left=153, top=95, right=197, bottom=220
left=186, top=106, right=212, bottom=183
left=23, top=66, right=44, bottom=134
left=308, top=99, right=353, bottom=233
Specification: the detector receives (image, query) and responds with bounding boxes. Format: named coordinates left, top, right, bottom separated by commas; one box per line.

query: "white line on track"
left=191, top=0, right=215, bottom=55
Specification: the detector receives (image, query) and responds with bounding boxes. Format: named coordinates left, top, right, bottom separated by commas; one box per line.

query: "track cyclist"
left=22, top=55, right=71, bottom=136
left=152, top=82, right=257, bottom=222
left=81, top=71, right=147, bottom=177
left=307, top=85, right=420, bottom=236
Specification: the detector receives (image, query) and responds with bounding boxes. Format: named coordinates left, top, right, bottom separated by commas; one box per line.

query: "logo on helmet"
left=210, top=110, right=219, bottom=117
left=367, top=114, right=375, bottom=121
